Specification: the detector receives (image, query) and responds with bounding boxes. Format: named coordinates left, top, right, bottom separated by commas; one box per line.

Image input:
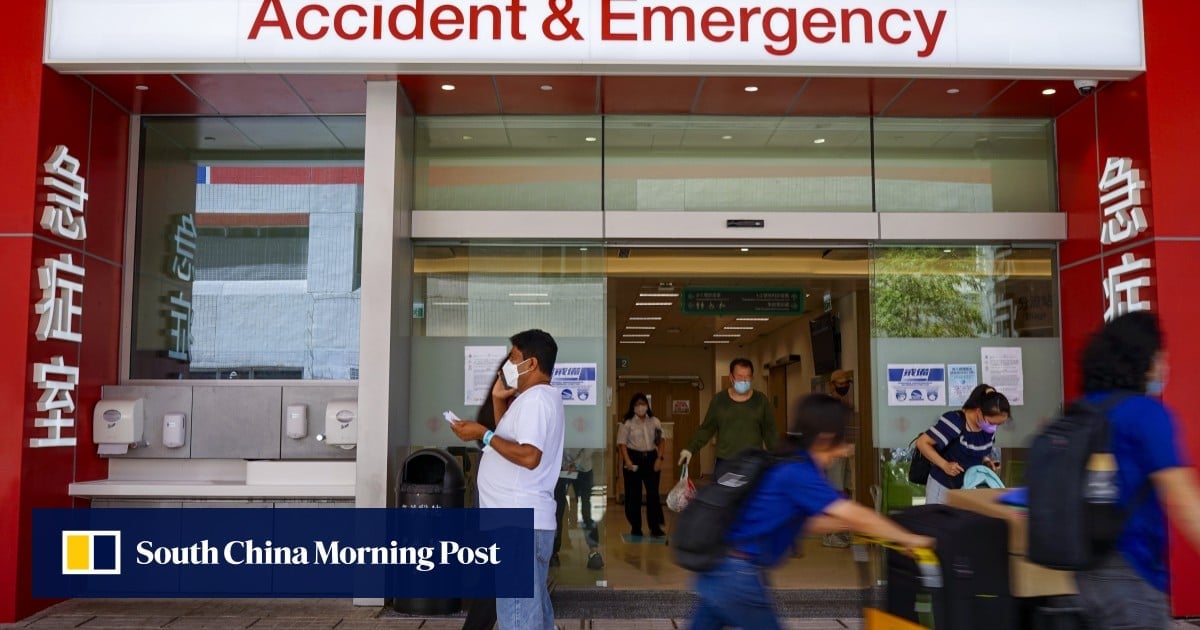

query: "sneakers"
left=650, top=529, right=666, bottom=538
left=822, top=532, right=851, bottom=549
left=587, top=551, right=604, bottom=570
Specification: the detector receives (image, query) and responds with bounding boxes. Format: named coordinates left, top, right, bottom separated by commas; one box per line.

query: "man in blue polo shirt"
left=1076, top=312, right=1200, bottom=629
left=688, top=394, right=933, bottom=630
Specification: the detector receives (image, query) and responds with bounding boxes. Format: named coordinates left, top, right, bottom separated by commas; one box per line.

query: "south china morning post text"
left=32, top=508, right=534, bottom=598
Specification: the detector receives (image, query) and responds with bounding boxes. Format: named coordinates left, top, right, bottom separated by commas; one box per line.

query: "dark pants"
left=1076, top=553, right=1170, bottom=629
left=461, top=598, right=496, bottom=630
left=624, top=449, right=664, bottom=536
left=554, top=469, right=597, bottom=554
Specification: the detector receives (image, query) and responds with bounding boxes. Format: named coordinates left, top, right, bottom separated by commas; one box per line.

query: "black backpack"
left=671, top=449, right=796, bottom=572
left=1026, top=392, right=1138, bottom=570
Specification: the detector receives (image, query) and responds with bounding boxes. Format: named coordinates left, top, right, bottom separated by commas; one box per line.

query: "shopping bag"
left=666, top=465, right=696, bottom=513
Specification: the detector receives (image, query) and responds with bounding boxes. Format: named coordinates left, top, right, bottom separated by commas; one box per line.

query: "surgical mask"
left=501, top=357, right=532, bottom=389
left=979, top=419, right=999, bottom=434
left=834, top=385, right=851, bottom=396
left=733, top=380, right=752, bottom=395
left=635, top=404, right=648, bottom=416
left=1147, top=379, right=1166, bottom=396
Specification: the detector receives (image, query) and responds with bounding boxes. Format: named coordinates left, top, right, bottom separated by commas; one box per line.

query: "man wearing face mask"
left=450, top=329, right=564, bottom=630
left=679, top=358, right=777, bottom=481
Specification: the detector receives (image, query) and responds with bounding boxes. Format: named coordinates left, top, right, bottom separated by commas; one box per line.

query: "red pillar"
left=1056, top=3, right=1200, bottom=616
left=0, top=2, right=126, bottom=622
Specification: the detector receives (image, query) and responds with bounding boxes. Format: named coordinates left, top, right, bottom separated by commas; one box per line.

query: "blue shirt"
left=925, top=410, right=994, bottom=489
left=726, top=454, right=842, bottom=567
left=1087, top=392, right=1185, bottom=592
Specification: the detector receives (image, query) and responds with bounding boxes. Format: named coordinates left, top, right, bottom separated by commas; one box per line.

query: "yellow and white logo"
left=62, top=530, right=121, bottom=575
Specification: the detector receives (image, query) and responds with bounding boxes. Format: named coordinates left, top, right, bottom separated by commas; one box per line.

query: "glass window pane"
left=130, top=116, right=365, bottom=380
left=413, top=116, right=602, bottom=210
left=604, top=116, right=872, bottom=212
left=873, top=119, right=1056, bottom=212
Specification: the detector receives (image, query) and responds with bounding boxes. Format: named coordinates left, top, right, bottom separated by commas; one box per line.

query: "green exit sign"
left=682, top=288, right=805, bottom=315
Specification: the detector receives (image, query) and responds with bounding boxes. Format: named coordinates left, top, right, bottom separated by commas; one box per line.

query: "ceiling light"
left=1042, top=88, right=1057, bottom=95
left=943, top=248, right=953, bottom=253
left=724, top=326, right=754, bottom=330
left=540, top=84, right=554, bottom=91
left=619, top=340, right=646, bottom=345
left=946, top=88, right=960, bottom=94
left=627, top=326, right=656, bottom=330
left=736, top=317, right=770, bottom=322
left=629, top=316, right=662, bottom=321
left=441, top=84, right=456, bottom=91
left=508, top=292, right=548, bottom=297
left=579, top=247, right=588, bottom=251
left=638, top=293, right=679, bottom=298
left=713, top=333, right=741, bottom=337
left=462, top=135, right=472, bottom=141
left=704, top=340, right=731, bottom=344
left=744, top=86, right=759, bottom=92
left=135, top=84, right=149, bottom=91
left=740, top=248, right=750, bottom=252
left=721, top=135, right=733, bottom=140
left=813, top=138, right=826, bottom=144
left=635, top=301, right=673, bottom=307
left=623, top=333, right=651, bottom=338
left=513, top=301, right=551, bottom=306
left=585, top=137, right=597, bottom=142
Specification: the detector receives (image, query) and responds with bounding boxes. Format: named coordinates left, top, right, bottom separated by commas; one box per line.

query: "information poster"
left=981, top=347, right=1024, bottom=405
left=886, top=364, right=946, bottom=406
left=947, top=364, right=979, bottom=407
left=552, top=363, right=598, bottom=406
left=464, top=346, right=509, bottom=406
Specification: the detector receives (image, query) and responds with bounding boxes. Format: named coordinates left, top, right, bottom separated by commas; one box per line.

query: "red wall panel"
left=85, top=93, right=130, bottom=265
left=1057, top=259, right=1104, bottom=400
left=1055, top=99, right=1101, bottom=266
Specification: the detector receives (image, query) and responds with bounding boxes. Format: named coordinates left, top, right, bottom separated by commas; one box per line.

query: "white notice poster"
left=464, top=346, right=509, bottom=406
left=981, top=347, right=1024, bottom=406
left=886, top=364, right=946, bottom=407
left=947, top=364, right=979, bottom=407
left=552, top=363, right=598, bottom=406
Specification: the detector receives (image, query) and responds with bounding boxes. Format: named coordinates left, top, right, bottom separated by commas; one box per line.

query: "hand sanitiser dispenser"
left=321, top=399, right=357, bottom=449
left=286, top=404, right=308, bottom=439
left=93, top=399, right=145, bottom=455
left=162, top=413, right=186, bottom=448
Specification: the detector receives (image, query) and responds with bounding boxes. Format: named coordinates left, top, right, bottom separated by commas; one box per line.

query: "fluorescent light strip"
left=513, top=301, right=551, bottom=306
left=635, top=301, right=673, bottom=306
left=704, top=340, right=731, bottom=344
left=508, top=292, right=548, bottom=297
left=619, top=340, right=646, bottom=345
left=723, top=326, right=754, bottom=330
left=626, top=326, right=656, bottom=330
left=622, top=333, right=651, bottom=338
left=629, top=317, right=662, bottom=321
left=713, top=333, right=741, bottom=337
left=736, top=317, right=770, bottom=322
left=638, top=293, right=679, bottom=298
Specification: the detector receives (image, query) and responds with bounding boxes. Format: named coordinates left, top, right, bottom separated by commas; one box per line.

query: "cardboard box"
left=946, top=488, right=1077, bottom=597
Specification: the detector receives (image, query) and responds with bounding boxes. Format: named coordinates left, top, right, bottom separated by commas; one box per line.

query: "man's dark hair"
left=729, top=358, right=754, bottom=375
left=510, top=329, right=558, bottom=377
left=781, top=393, right=852, bottom=452
left=1081, top=311, right=1162, bottom=394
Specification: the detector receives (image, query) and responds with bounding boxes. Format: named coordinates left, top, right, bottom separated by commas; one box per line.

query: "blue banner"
left=34, top=508, right=533, bottom=598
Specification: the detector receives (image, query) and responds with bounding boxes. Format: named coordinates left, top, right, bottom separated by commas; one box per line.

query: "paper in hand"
left=443, top=410, right=462, bottom=424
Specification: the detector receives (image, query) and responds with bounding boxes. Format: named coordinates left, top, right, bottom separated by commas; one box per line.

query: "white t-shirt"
left=477, top=384, right=565, bottom=530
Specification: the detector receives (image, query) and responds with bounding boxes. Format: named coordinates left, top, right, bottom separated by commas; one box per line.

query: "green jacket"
left=686, top=390, right=777, bottom=459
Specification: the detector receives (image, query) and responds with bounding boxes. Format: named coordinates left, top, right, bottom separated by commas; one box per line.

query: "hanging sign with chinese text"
left=682, top=287, right=805, bottom=315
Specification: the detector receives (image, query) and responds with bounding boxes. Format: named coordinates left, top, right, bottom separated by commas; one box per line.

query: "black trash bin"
left=393, top=448, right=467, bottom=616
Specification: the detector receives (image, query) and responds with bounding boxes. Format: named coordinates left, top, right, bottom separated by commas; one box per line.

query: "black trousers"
left=623, top=449, right=664, bottom=535
left=554, top=469, right=596, bottom=554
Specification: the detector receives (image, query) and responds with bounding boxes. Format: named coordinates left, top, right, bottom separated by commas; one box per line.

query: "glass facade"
left=129, top=117, right=366, bottom=380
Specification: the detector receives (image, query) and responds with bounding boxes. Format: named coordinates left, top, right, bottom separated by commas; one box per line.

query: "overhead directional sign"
left=682, top=288, right=805, bottom=315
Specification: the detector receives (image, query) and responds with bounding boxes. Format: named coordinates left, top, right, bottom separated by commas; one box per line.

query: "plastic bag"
left=666, top=465, right=696, bottom=513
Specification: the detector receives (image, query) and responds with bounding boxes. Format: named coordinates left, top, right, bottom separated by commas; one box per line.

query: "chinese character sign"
left=1099, top=157, right=1153, bottom=322
left=29, top=146, right=88, bottom=448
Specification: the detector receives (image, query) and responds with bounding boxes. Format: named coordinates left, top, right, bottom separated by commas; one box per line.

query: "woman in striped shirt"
left=915, top=385, right=1011, bottom=505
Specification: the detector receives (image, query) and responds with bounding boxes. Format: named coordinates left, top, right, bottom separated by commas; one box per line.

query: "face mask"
left=979, top=419, right=999, bottom=434
left=634, top=405, right=648, bottom=416
left=834, top=385, right=851, bottom=396
left=1147, top=380, right=1166, bottom=396
left=501, top=358, right=532, bottom=389
left=733, top=380, right=752, bottom=395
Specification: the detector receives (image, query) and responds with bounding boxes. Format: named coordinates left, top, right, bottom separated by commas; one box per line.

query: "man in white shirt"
left=451, top=329, right=565, bottom=630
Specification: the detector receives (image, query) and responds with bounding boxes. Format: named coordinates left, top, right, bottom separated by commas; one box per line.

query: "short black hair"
left=623, top=392, right=654, bottom=421
left=1081, top=311, right=1162, bottom=394
left=784, top=393, right=852, bottom=451
left=962, top=384, right=996, bottom=410
left=729, top=358, right=754, bottom=375
left=510, top=329, right=558, bottom=377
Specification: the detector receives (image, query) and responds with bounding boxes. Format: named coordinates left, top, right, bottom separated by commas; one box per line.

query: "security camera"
left=1073, top=80, right=1098, bottom=96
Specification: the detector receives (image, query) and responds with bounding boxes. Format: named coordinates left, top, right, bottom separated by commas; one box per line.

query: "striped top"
left=925, top=410, right=995, bottom=490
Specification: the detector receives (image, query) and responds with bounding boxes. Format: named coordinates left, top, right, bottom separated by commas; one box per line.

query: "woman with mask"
left=617, top=392, right=666, bottom=538
left=914, top=385, right=1011, bottom=504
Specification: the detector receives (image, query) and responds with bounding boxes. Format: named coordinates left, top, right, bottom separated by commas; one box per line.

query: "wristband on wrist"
left=483, top=430, right=495, bottom=447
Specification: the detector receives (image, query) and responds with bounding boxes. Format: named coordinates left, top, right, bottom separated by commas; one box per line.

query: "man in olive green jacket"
left=679, top=358, right=777, bottom=480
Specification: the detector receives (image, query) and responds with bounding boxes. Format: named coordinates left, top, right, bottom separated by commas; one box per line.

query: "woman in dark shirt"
left=915, top=385, right=1011, bottom=504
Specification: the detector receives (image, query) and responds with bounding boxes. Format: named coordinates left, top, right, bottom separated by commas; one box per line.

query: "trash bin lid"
left=401, top=448, right=466, bottom=489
